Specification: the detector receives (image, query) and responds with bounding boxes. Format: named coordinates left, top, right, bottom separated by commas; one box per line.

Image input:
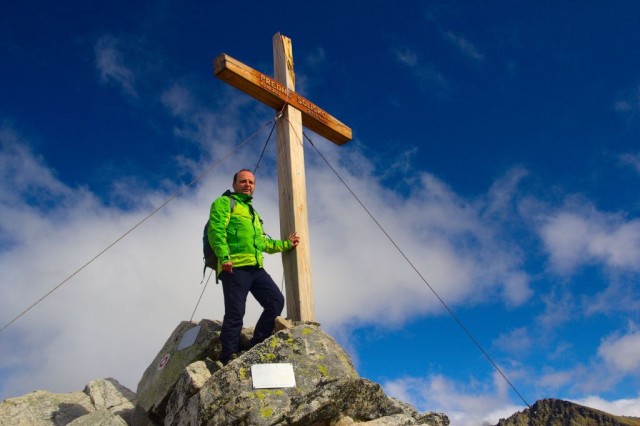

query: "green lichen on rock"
left=173, top=322, right=396, bottom=425
left=126, top=321, right=451, bottom=425
left=239, top=367, right=248, bottom=380
left=260, top=352, right=277, bottom=362
left=317, top=365, right=329, bottom=377
left=261, top=407, right=273, bottom=418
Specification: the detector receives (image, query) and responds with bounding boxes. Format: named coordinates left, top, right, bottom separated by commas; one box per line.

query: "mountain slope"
left=496, top=398, right=640, bottom=426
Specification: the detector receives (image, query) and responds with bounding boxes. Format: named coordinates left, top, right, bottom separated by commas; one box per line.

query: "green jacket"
left=208, top=192, right=291, bottom=273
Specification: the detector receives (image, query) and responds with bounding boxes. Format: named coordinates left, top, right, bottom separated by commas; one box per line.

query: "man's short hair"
left=233, top=169, right=253, bottom=184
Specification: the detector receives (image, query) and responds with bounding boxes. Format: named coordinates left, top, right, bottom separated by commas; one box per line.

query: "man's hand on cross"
left=288, top=232, right=300, bottom=248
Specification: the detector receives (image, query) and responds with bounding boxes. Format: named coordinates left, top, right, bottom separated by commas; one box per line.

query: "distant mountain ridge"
left=496, top=398, right=640, bottom=426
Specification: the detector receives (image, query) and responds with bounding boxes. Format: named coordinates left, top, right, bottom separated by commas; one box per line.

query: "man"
left=208, top=169, right=300, bottom=364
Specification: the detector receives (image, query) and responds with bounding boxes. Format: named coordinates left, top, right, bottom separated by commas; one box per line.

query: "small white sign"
left=251, top=363, right=296, bottom=389
left=177, top=326, right=200, bottom=351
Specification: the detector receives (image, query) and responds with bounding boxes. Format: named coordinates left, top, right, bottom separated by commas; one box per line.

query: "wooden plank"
left=214, top=53, right=352, bottom=146
left=273, top=33, right=314, bottom=322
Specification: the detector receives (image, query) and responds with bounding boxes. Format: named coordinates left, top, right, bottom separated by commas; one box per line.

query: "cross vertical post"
left=272, top=34, right=313, bottom=321
left=213, top=33, right=351, bottom=322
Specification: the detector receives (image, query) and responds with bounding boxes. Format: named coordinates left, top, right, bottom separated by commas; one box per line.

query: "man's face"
left=233, top=171, right=255, bottom=195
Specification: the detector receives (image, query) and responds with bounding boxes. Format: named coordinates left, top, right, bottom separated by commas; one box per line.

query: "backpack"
left=202, top=191, right=235, bottom=282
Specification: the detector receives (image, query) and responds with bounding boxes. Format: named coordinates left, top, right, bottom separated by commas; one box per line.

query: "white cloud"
left=395, top=48, right=419, bottom=67
left=493, top=327, right=532, bottom=357
left=383, top=372, right=523, bottom=426
left=538, top=370, right=574, bottom=390
left=530, top=326, right=640, bottom=397
left=161, top=84, right=194, bottom=117
left=583, top=278, right=640, bottom=317
left=619, top=152, right=640, bottom=174
left=614, top=100, right=632, bottom=112
left=305, top=152, right=532, bottom=326
left=304, top=46, right=326, bottom=67
left=613, top=84, right=640, bottom=114
left=443, top=30, right=484, bottom=61
left=393, top=48, right=450, bottom=96
left=535, top=288, right=577, bottom=329
left=538, top=212, right=592, bottom=273
left=94, top=35, right=137, bottom=97
left=484, top=167, right=529, bottom=220
left=0, top=124, right=76, bottom=206
left=598, top=328, right=640, bottom=374
left=539, top=200, right=640, bottom=274
left=571, top=395, right=640, bottom=417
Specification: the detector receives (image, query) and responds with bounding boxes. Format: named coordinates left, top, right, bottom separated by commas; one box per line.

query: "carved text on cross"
left=214, top=53, right=351, bottom=145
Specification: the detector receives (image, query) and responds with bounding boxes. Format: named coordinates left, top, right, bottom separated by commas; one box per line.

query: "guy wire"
left=0, top=119, right=276, bottom=335
left=191, top=269, right=213, bottom=322
left=303, top=131, right=531, bottom=409
left=253, top=105, right=285, bottom=175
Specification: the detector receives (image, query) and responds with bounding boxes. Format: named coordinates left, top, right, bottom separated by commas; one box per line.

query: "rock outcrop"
left=495, top=398, right=640, bottom=426
left=0, top=378, right=136, bottom=425
left=0, top=318, right=449, bottom=425
left=5, top=318, right=640, bottom=425
left=136, top=318, right=449, bottom=425
left=135, top=319, right=223, bottom=422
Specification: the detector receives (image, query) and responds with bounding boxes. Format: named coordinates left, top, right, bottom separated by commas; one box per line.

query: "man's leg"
left=249, top=268, right=285, bottom=346
left=219, top=268, right=252, bottom=363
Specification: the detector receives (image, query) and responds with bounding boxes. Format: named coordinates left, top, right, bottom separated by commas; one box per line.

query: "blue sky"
left=2, top=1, right=640, bottom=424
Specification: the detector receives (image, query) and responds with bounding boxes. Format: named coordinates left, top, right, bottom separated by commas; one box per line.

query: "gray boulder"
left=66, top=409, right=128, bottom=425
left=0, top=378, right=136, bottom=426
left=156, top=321, right=448, bottom=425
left=163, top=360, right=212, bottom=425
left=135, top=319, right=222, bottom=422
left=0, top=390, right=93, bottom=425
left=84, top=378, right=137, bottom=423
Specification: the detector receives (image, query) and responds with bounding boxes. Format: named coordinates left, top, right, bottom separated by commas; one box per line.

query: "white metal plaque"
left=177, top=326, right=200, bottom=350
left=251, top=363, right=296, bottom=389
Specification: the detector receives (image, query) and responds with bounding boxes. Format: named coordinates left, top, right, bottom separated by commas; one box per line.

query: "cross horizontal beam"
left=214, top=53, right=352, bottom=146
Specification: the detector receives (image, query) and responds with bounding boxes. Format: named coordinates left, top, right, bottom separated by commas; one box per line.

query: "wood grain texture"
left=214, top=53, right=351, bottom=145
left=273, top=32, right=314, bottom=322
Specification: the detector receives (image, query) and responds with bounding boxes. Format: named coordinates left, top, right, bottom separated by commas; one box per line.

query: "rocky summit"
left=0, top=318, right=449, bottom=425
left=3, top=319, right=638, bottom=425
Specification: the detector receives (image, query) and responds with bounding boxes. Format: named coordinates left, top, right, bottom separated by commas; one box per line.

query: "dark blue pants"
left=219, top=266, right=284, bottom=361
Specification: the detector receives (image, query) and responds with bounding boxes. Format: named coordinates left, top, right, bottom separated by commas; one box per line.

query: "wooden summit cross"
left=213, top=33, right=352, bottom=322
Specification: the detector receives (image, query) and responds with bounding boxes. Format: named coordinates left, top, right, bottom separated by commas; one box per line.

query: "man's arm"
left=262, top=231, right=300, bottom=254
